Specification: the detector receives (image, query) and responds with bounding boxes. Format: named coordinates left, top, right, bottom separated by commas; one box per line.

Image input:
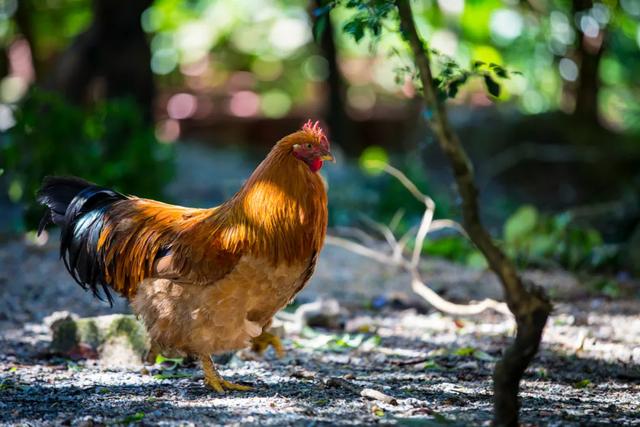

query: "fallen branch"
left=389, top=356, right=430, bottom=366
left=326, top=162, right=510, bottom=317
left=323, top=377, right=398, bottom=406
left=360, top=388, right=398, bottom=406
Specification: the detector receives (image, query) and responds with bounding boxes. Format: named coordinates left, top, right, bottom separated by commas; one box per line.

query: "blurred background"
left=0, top=0, right=639, bottom=290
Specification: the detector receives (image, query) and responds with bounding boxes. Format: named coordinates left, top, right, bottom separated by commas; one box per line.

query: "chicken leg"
left=200, top=355, right=252, bottom=393
left=251, top=330, right=285, bottom=358
left=145, top=340, right=161, bottom=364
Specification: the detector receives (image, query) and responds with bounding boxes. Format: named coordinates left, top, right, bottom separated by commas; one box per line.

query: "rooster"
left=37, top=121, right=333, bottom=393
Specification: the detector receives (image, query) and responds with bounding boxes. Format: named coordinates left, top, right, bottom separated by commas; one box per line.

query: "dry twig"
left=326, top=163, right=510, bottom=317
left=360, top=388, right=398, bottom=406
left=324, top=377, right=398, bottom=406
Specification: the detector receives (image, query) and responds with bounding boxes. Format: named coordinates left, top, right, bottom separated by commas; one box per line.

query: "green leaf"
left=155, top=354, right=184, bottom=370
left=66, top=361, right=82, bottom=372
left=529, top=235, right=556, bottom=257
left=424, top=360, right=443, bottom=370
left=446, top=74, right=468, bottom=99
left=313, top=14, right=328, bottom=42
left=504, top=205, right=539, bottom=244
left=8, top=179, right=23, bottom=202
left=483, top=74, right=501, bottom=98
left=121, top=412, right=145, bottom=424
left=535, top=368, right=548, bottom=378
left=454, top=347, right=476, bottom=357
left=343, top=18, right=365, bottom=42
left=573, top=379, right=591, bottom=389
left=313, top=4, right=332, bottom=17
left=493, top=66, right=509, bottom=79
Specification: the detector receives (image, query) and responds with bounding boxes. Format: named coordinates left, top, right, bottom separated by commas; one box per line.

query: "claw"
left=205, top=376, right=253, bottom=393
left=200, top=355, right=252, bottom=394
left=251, top=331, right=285, bottom=358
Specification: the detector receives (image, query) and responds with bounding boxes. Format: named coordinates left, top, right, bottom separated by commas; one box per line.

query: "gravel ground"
left=1, top=236, right=639, bottom=426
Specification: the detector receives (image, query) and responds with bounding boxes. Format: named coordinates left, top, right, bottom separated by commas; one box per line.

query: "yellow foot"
left=145, top=341, right=161, bottom=365
left=205, top=375, right=253, bottom=393
left=200, top=354, right=252, bottom=394
left=251, top=331, right=285, bottom=358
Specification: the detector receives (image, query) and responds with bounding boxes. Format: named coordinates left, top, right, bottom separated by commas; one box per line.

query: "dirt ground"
left=1, top=235, right=639, bottom=426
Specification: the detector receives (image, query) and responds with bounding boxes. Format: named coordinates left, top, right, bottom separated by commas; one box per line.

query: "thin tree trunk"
left=47, top=0, right=154, bottom=121
left=394, top=1, right=552, bottom=425
left=571, top=0, right=604, bottom=124
left=311, top=0, right=355, bottom=153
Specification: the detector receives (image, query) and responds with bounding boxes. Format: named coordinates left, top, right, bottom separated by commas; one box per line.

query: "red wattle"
left=309, top=158, right=323, bottom=172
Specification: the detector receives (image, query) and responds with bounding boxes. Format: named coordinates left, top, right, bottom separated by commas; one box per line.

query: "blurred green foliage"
left=323, top=0, right=640, bottom=130
left=351, top=145, right=621, bottom=273
left=421, top=205, right=620, bottom=273
left=0, top=89, right=173, bottom=229
left=2, top=1, right=639, bottom=128
left=502, top=205, right=619, bottom=271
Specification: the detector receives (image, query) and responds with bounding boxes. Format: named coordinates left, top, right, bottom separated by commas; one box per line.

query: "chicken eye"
left=305, top=143, right=313, bottom=149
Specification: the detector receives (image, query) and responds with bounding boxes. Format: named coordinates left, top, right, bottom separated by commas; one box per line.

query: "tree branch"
left=326, top=163, right=510, bottom=318
left=394, top=1, right=552, bottom=425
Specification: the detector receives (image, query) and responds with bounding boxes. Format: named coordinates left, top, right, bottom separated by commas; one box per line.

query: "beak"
left=319, top=149, right=335, bottom=163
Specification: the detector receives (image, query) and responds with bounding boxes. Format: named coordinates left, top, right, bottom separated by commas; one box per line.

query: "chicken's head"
left=291, top=120, right=335, bottom=172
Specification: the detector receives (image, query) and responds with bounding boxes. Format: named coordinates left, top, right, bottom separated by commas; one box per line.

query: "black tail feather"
left=37, top=176, right=95, bottom=235
left=37, top=176, right=126, bottom=305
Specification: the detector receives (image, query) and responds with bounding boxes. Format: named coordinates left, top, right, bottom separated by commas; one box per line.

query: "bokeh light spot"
left=347, top=86, right=376, bottom=111
left=621, top=0, right=640, bottom=17
left=550, top=11, right=575, bottom=46
left=490, top=9, right=523, bottom=44
left=269, top=18, right=311, bottom=55
left=431, top=30, right=458, bottom=56
left=260, top=90, right=292, bottom=118
left=303, top=55, right=330, bottom=82
left=0, top=76, right=27, bottom=103
left=167, top=93, right=198, bottom=120
left=229, top=91, right=260, bottom=117
left=591, top=4, right=610, bottom=25
left=252, top=59, right=283, bottom=81
left=156, top=119, right=181, bottom=143
left=437, top=0, right=464, bottom=15
left=151, top=48, right=179, bottom=75
left=0, top=104, right=15, bottom=131
left=522, top=90, right=546, bottom=114
left=0, top=0, right=17, bottom=19
left=559, top=58, right=578, bottom=82
left=359, top=146, right=388, bottom=176
left=580, top=15, right=599, bottom=38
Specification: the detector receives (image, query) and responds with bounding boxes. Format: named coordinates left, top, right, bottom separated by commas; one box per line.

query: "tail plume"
left=37, top=176, right=126, bottom=304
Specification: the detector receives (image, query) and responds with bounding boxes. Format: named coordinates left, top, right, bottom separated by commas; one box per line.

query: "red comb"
left=302, top=120, right=329, bottom=149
